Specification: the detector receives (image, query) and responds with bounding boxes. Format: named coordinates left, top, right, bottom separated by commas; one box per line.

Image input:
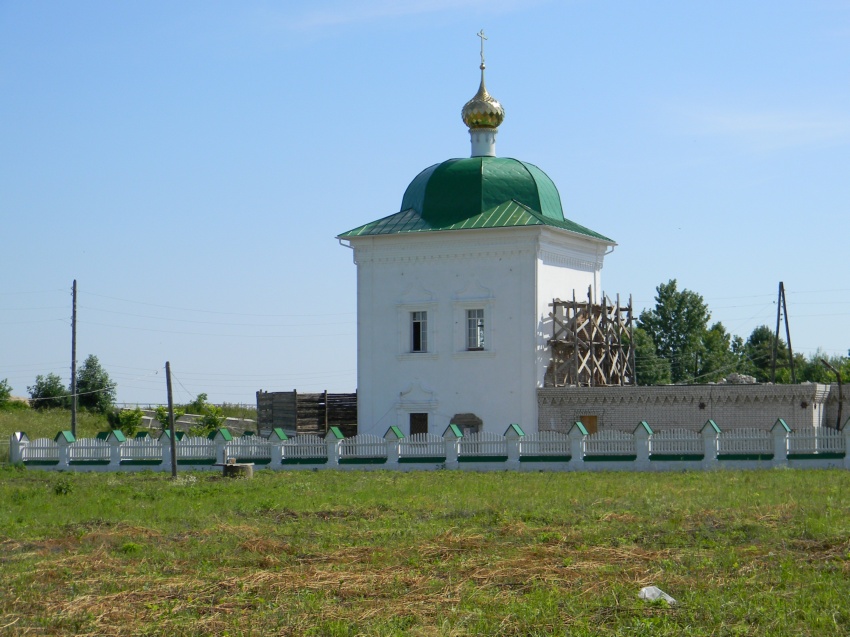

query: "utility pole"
left=71, top=280, right=77, bottom=437
left=165, top=361, right=178, bottom=478
left=771, top=282, right=796, bottom=384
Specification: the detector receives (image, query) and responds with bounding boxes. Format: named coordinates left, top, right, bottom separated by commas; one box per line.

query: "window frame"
left=452, top=299, right=495, bottom=357
left=410, top=310, right=428, bottom=353
left=397, top=302, right=438, bottom=360
left=466, top=308, right=485, bottom=351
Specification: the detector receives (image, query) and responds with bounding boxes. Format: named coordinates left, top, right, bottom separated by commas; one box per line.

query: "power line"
left=83, top=290, right=355, bottom=318
left=77, top=319, right=355, bottom=338
left=77, top=304, right=354, bottom=327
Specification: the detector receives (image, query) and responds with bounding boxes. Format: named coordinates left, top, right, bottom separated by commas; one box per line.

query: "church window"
left=410, top=413, right=428, bottom=435
left=466, top=309, right=485, bottom=350
left=411, top=311, right=428, bottom=352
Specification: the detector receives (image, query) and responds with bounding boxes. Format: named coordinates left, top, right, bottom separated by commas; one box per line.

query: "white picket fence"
left=176, top=436, right=217, bottom=462
left=518, top=431, right=571, bottom=458
left=717, top=428, right=772, bottom=457
left=340, top=434, right=388, bottom=462
left=457, top=431, right=508, bottom=459
left=649, top=429, right=703, bottom=456
left=584, top=430, right=635, bottom=457
left=281, top=434, right=327, bottom=463
left=788, top=428, right=845, bottom=455
left=8, top=420, right=850, bottom=473
left=121, top=437, right=162, bottom=462
left=225, top=437, right=272, bottom=463
left=20, top=438, right=59, bottom=463
left=398, top=433, right=445, bottom=461
left=69, top=438, right=110, bottom=462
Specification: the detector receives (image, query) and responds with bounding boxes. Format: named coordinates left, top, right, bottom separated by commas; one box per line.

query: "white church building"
left=338, top=46, right=615, bottom=437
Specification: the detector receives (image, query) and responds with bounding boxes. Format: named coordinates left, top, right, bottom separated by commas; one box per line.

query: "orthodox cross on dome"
left=477, top=29, right=487, bottom=69
left=462, top=29, right=504, bottom=156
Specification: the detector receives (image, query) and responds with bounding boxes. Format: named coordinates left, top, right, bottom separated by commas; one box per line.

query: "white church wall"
left=351, top=228, right=545, bottom=436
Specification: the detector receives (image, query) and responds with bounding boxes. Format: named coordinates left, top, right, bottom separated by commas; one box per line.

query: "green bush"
left=107, top=407, right=144, bottom=436
left=0, top=379, right=29, bottom=412
left=27, top=373, right=68, bottom=410
left=52, top=477, right=74, bottom=496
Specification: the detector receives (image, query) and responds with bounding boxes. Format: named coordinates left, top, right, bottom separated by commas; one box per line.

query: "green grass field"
left=0, top=466, right=848, bottom=636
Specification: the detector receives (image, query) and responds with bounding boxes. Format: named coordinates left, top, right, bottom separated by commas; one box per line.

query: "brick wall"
left=538, top=383, right=837, bottom=433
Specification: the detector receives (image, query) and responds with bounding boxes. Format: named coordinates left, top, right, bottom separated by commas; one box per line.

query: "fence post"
left=268, top=428, right=287, bottom=466
left=504, top=424, right=524, bottom=469
left=212, top=429, right=233, bottom=464
left=771, top=419, right=790, bottom=467
left=568, top=422, right=587, bottom=470
left=634, top=421, right=652, bottom=470
left=443, top=424, right=462, bottom=470
left=326, top=426, right=343, bottom=467
left=108, top=431, right=126, bottom=468
left=55, top=431, right=74, bottom=468
left=9, top=432, right=28, bottom=464
left=383, top=426, right=403, bottom=469
left=701, top=420, right=720, bottom=468
left=160, top=433, right=173, bottom=471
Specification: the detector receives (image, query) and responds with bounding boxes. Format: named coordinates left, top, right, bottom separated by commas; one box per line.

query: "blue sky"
left=2, top=1, right=849, bottom=405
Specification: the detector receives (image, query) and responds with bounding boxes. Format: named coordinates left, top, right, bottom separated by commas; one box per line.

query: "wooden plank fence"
left=256, top=390, right=357, bottom=437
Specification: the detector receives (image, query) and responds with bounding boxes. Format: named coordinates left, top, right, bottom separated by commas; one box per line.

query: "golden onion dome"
left=461, top=63, right=505, bottom=130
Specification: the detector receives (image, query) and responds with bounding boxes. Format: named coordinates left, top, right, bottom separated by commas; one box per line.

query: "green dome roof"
left=401, top=157, right=565, bottom=227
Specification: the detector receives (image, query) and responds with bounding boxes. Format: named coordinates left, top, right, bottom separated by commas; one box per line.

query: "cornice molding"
left=537, top=384, right=833, bottom=407
left=538, top=248, right=599, bottom=272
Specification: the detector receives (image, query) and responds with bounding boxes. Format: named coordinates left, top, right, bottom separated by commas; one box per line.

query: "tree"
left=740, top=326, right=787, bottom=382
left=28, top=373, right=68, bottom=409
left=798, top=350, right=850, bottom=384
left=183, top=393, right=225, bottom=436
left=185, top=393, right=209, bottom=415
left=155, top=405, right=185, bottom=432
left=0, top=378, right=11, bottom=406
left=697, top=322, right=738, bottom=382
left=75, top=355, right=116, bottom=413
left=0, top=378, right=27, bottom=411
left=638, top=280, right=711, bottom=383
left=632, top=327, right=672, bottom=385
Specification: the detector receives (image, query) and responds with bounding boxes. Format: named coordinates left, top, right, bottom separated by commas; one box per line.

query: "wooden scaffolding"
left=546, top=288, right=635, bottom=387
